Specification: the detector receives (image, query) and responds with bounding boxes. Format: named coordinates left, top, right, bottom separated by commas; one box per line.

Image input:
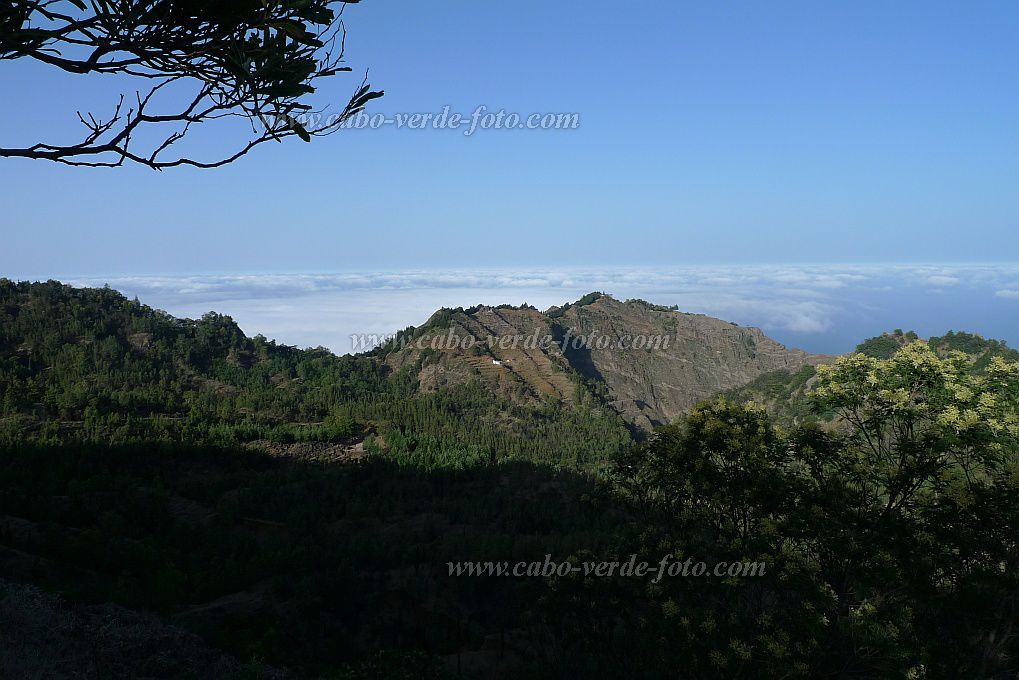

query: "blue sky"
left=2, top=1, right=1018, bottom=276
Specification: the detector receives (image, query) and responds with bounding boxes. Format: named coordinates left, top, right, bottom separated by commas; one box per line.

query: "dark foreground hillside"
left=0, top=442, right=614, bottom=677
left=0, top=577, right=286, bottom=679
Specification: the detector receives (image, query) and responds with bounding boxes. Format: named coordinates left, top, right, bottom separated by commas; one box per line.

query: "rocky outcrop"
left=385, top=294, right=829, bottom=433
left=556, top=296, right=827, bottom=429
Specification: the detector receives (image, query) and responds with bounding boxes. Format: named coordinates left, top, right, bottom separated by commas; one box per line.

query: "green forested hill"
left=0, top=279, right=631, bottom=467
left=928, top=329, right=1019, bottom=367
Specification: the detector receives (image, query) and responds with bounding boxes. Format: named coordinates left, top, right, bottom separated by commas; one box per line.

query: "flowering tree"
left=587, top=342, right=1019, bottom=677
left=813, top=341, right=1019, bottom=515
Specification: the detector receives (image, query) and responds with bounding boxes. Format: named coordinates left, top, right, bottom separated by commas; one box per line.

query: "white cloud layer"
left=60, top=263, right=1019, bottom=355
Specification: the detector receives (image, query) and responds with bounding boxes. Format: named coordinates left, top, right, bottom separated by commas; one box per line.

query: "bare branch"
left=0, top=0, right=383, bottom=169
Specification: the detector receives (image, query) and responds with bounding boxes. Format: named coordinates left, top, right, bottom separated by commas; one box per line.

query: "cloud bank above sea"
left=63, top=264, right=1019, bottom=355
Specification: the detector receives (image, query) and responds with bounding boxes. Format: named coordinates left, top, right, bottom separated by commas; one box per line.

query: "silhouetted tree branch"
left=0, top=0, right=383, bottom=169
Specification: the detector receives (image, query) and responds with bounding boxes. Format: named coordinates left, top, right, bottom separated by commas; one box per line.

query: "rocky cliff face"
left=554, top=296, right=828, bottom=430
left=384, top=293, right=828, bottom=433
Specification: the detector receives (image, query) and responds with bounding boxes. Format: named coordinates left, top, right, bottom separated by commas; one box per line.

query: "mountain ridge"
left=380, top=292, right=829, bottom=432
left=3, top=278, right=1014, bottom=449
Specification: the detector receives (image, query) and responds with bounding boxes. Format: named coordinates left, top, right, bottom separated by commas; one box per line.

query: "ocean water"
left=66, top=264, right=1019, bottom=356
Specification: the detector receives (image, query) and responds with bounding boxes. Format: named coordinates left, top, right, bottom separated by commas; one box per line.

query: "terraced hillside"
left=382, top=294, right=828, bottom=432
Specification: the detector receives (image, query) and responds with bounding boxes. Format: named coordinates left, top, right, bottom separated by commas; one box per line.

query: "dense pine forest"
left=0, top=279, right=632, bottom=466
left=2, top=279, right=1019, bottom=678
